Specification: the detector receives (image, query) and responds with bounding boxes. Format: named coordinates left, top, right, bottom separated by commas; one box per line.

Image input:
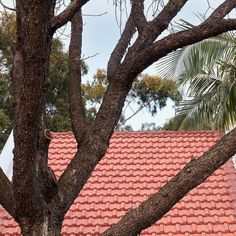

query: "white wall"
left=0, top=131, right=14, bottom=180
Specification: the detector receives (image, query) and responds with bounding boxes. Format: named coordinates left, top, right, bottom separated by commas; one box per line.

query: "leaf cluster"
left=130, top=75, right=182, bottom=115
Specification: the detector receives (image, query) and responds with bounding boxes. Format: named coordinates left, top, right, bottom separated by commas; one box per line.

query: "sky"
left=0, top=0, right=226, bottom=130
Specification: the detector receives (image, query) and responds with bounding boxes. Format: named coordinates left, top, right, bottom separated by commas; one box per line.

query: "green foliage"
left=0, top=13, right=15, bottom=150
left=162, top=113, right=214, bottom=131
left=81, top=71, right=182, bottom=129
left=82, top=69, right=107, bottom=105
left=0, top=74, right=13, bottom=150
left=0, top=13, right=16, bottom=79
left=159, top=28, right=236, bottom=132
left=81, top=71, right=182, bottom=130
left=130, top=75, right=182, bottom=116
left=46, top=39, right=70, bottom=130
left=140, top=122, right=160, bottom=131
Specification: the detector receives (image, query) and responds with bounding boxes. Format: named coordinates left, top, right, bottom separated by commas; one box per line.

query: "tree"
left=1, top=0, right=236, bottom=235
left=0, top=14, right=85, bottom=147
left=159, top=26, right=236, bottom=131
left=140, top=122, right=160, bottom=131
left=82, top=70, right=181, bottom=130
left=0, top=13, right=181, bottom=147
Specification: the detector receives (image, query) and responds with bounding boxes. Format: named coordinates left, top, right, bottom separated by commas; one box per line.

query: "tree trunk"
left=19, top=215, right=62, bottom=236
left=12, top=0, right=57, bottom=231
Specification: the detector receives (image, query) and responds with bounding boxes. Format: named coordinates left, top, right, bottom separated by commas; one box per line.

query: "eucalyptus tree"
left=1, top=0, right=236, bottom=235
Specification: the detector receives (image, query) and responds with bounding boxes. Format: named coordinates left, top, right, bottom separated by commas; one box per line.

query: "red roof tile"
left=0, top=131, right=236, bottom=235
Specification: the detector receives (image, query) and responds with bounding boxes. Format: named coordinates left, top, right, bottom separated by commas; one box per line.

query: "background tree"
left=82, top=70, right=181, bottom=130
left=0, top=13, right=181, bottom=148
left=45, top=38, right=89, bottom=131
left=0, top=19, right=86, bottom=147
left=0, top=73, right=12, bottom=148
left=140, top=122, right=160, bottom=131
left=1, top=0, right=236, bottom=235
left=0, top=12, right=15, bottom=149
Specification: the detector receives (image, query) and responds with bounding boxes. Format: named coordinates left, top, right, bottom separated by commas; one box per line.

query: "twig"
left=0, top=0, right=16, bottom=11
left=82, top=53, right=99, bottom=61
left=83, top=11, right=107, bottom=17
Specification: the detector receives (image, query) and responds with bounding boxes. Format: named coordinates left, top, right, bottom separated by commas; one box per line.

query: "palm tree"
left=158, top=30, right=236, bottom=132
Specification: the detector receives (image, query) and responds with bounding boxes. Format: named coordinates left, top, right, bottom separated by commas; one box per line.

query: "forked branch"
left=50, top=0, right=90, bottom=32
left=107, top=14, right=136, bottom=78
left=126, top=18, right=236, bottom=78
left=123, top=0, right=188, bottom=64
left=50, top=1, right=236, bottom=230
left=208, top=0, right=236, bottom=19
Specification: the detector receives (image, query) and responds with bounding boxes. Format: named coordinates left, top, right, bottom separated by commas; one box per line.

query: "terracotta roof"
left=0, top=131, right=236, bottom=235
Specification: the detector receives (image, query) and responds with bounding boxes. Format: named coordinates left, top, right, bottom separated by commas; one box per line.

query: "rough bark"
left=50, top=0, right=90, bottom=32
left=12, top=0, right=59, bottom=233
left=0, top=1, right=236, bottom=235
left=102, top=127, right=236, bottom=236
left=20, top=215, right=61, bottom=236
left=0, top=168, right=15, bottom=218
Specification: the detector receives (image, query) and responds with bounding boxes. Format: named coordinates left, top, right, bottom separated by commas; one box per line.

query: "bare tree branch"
left=50, top=0, right=90, bottom=32
left=208, top=0, right=236, bottom=19
left=150, top=0, right=188, bottom=38
left=94, top=11, right=236, bottom=140
left=117, top=105, right=143, bottom=129
left=50, top=82, right=130, bottom=217
left=82, top=52, right=99, bottom=60
left=0, top=168, right=15, bottom=218
left=68, top=8, right=87, bottom=143
left=107, top=14, right=136, bottom=78
left=127, top=18, right=236, bottom=79
left=49, top=10, right=95, bottom=218
left=51, top=148, right=102, bottom=218
left=51, top=4, right=236, bottom=219
left=102, top=127, right=236, bottom=236
left=124, top=0, right=189, bottom=64
left=83, top=11, right=107, bottom=17
left=131, top=0, right=147, bottom=33
left=124, top=0, right=236, bottom=67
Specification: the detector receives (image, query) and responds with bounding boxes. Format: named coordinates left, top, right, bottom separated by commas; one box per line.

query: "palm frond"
left=156, top=29, right=236, bottom=81
left=157, top=23, right=236, bottom=131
